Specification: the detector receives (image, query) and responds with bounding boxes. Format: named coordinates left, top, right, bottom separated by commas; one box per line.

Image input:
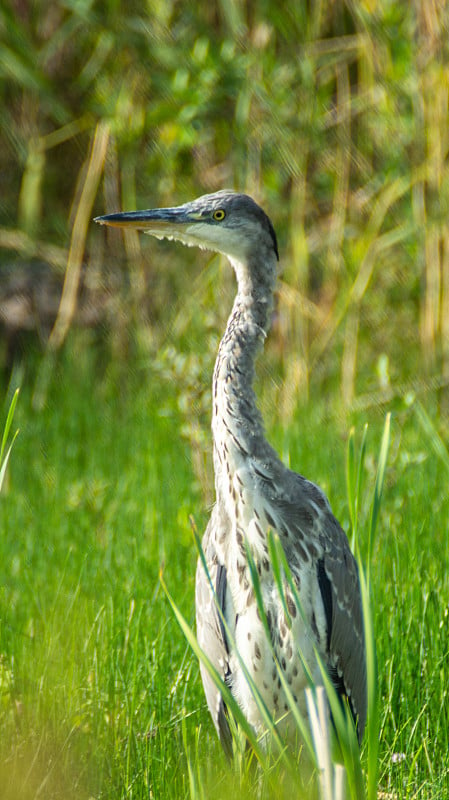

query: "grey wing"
left=195, top=512, right=233, bottom=755
left=272, top=470, right=367, bottom=741
left=318, top=513, right=367, bottom=742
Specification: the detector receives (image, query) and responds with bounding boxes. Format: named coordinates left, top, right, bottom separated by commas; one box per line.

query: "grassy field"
left=0, top=340, right=448, bottom=799
left=1, top=0, right=449, bottom=797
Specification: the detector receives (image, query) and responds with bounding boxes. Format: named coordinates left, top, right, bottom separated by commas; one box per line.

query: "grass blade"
left=346, top=424, right=368, bottom=554
left=358, top=564, right=378, bottom=800
left=1, top=388, right=19, bottom=462
left=367, top=412, right=391, bottom=585
left=346, top=428, right=356, bottom=536
left=414, top=401, right=449, bottom=476
left=0, top=388, right=20, bottom=493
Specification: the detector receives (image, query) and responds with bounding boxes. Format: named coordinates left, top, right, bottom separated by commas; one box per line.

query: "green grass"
left=0, top=351, right=205, bottom=799
left=0, top=345, right=448, bottom=799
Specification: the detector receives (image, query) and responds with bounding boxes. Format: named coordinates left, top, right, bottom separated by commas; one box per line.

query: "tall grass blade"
left=414, top=401, right=449, bottom=477
left=346, top=415, right=391, bottom=800
left=367, top=412, right=391, bottom=585
left=182, top=717, right=205, bottom=800
left=0, top=388, right=20, bottom=493
left=306, top=687, right=335, bottom=799
left=1, top=388, right=19, bottom=462
left=346, top=429, right=356, bottom=535
left=346, top=424, right=368, bottom=554
left=306, top=687, right=353, bottom=800
left=359, top=565, right=378, bottom=800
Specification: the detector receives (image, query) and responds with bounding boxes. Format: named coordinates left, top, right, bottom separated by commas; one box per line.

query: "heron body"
left=95, top=191, right=367, bottom=752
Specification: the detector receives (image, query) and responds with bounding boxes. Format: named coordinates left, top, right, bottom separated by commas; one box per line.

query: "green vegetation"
left=1, top=355, right=448, bottom=798
left=1, top=0, right=449, bottom=798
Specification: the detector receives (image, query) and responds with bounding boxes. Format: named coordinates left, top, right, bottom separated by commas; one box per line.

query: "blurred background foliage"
left=1, top=0, right=448, bottom=423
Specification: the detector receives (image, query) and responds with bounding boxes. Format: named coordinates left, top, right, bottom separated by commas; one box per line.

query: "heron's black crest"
left=224, top=193, right=279, bottom=261
left=192, top=190, right=279, bottom=261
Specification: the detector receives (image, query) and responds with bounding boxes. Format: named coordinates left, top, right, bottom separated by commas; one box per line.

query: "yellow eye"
left=213, top=209, right=226, bottom=221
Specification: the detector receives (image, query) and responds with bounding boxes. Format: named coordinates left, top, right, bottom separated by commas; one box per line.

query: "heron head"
left=94, top=190, right=279, bottom=264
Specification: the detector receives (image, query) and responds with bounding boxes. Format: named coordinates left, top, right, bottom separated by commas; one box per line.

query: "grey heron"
left=95, top=190, right=367, bottom=754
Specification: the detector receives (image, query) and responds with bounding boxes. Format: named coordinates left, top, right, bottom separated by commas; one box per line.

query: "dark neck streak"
left=212, top=252, right=277, bottom=478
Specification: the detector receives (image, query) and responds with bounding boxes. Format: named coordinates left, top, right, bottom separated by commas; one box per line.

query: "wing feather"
left=262, top=466, right=367, bottom=741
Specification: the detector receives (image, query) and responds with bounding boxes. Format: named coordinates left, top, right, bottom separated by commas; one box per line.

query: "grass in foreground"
left=0, top=348, right=448, bottom=798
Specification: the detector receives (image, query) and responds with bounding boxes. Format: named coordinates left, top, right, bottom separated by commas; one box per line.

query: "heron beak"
left=94, top=206, right=201, bottom=234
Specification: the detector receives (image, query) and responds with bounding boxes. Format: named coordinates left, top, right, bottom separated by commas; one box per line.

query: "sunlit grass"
left=0, top=350, right=447, bottom=798
left=0, top=388, right=19, bottom=493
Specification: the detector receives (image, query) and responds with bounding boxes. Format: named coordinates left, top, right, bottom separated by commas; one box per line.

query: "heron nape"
left=95, top=190, right=366, bottom=756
